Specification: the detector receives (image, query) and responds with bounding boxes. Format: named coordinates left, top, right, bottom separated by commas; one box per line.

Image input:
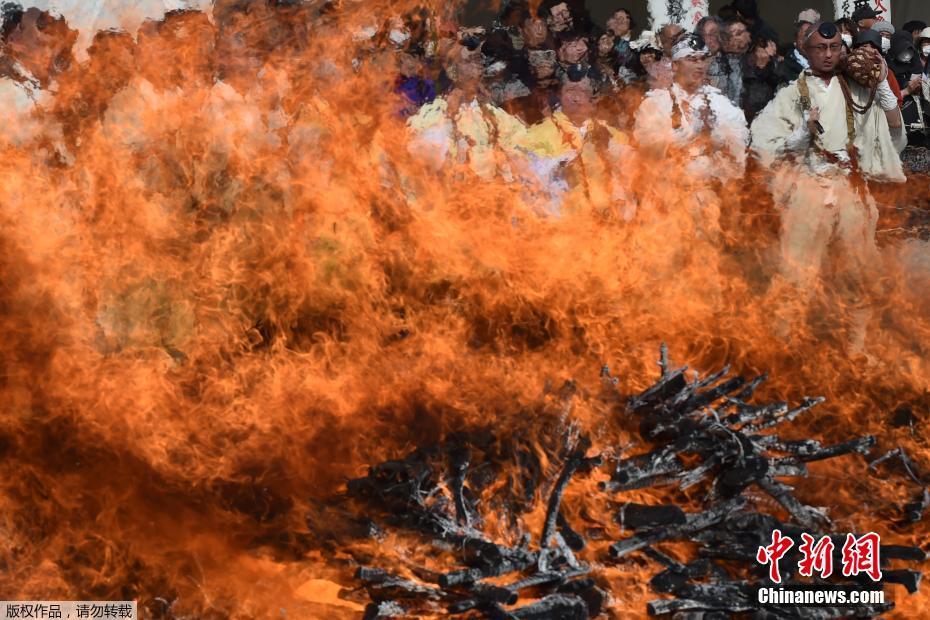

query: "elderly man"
left=750, top=21, right=905, bottom=350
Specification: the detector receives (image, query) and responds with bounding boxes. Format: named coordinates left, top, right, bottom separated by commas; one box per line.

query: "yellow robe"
left=517, top=111, right=630, bottom=215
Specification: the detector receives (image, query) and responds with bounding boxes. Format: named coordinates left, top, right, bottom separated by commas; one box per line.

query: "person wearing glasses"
left=749, top=21, right=905, bottom=352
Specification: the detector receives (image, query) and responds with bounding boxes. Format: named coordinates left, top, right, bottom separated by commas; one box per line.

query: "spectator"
left=917, top=27, right=930, bottom=74
left=835, top=17, right=857, bottom=49
left=742, top=27, right=780, bottom=121
left=872, top=21, right=894, bottom=54
left=695, top=16, right=721, bottom=55
left=715, top=18, right=750, bottom=106
left=902, top=21, right=927, bottom=44
left=729, top=0, right=771, bottom=38
left=556, top=31, right=589, bottom=66
left=851, top=5, right=879, bottom=32
left=538, top=0, right=592, bottom=37
left=606, top=8, right=634, bottom=41
left=481, top=30, right=531, bottom=107
left=776, top=21, right=814, bottom=84
left=521, top=15, right=550, bottom=50
left=856, top=29, right=903, bottom=110
left=887, top=31, right=928, bottom=147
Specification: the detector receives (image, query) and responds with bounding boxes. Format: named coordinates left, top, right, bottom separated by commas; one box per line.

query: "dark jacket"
left=774, top=46, right=806, bottom=85
left=741, top=56, right=780, bottom=121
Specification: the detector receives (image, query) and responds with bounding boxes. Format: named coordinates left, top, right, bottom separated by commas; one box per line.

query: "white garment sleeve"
left=875, top=79, right=899, bottom=111
left=750, top=84, right=809, bottom=165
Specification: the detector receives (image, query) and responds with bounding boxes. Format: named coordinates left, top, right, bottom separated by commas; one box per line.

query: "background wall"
left=464, top=0, right=930, bottom=44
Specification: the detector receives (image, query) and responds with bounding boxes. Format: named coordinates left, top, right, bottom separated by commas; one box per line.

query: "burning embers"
left=328, top=348, right=925, bottom=618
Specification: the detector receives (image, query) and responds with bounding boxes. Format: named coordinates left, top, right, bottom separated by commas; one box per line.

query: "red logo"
left=756, top=531, right=883, bottom=583
left=756, top=529, right=794, bottom=583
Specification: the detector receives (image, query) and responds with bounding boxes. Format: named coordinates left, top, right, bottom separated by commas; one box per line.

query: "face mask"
left=880, top=38, right=891, bottom=53
left=841, top=33, right=853, bottom=47
left=899, top=50, right=915, bottom=63
left=923, top=44, right=930, bottom=57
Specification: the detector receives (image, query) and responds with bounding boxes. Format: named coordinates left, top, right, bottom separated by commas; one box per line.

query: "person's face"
left=522, top=17, right=548, bottom=48
left=547, top=3, right=573, bottom=33
left=560, top=78, right=594, bottom=119
left=674, top=54, right=710, bottom=89
left=724, top=21, right=750, bottom=54
left=528, top=50, right=557, bottom=78
left=796, top=22, right=812, bottom=51
left=397, top=52, right=421, bottom=77
left=6, top=9, right=76, bottom=81
left=607, top=10, right=631, bottom=37
left=701, top=22, right=720, bottom=54
left=559, top=38, right=588, bottom=64
left=659, top=25, right=684, bottom=55
left=921, top=38, right=930, bottom=56
left=751, top=41, right=775, bottom=67
left=858, top=18, right=876, bottom=30
left=597, top=34, right=614, bottom=57
left=805, top=30, right=842, bottom=74
left=640, top=50, right=659, bottom=69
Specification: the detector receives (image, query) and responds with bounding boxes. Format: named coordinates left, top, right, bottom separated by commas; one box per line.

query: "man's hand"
left=904, top=76, right=922, bottom=96
left=806, top=107, right=822, bottom=135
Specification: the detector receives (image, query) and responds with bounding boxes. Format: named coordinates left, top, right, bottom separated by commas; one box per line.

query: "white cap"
left=796, top=9, right=821, bottom=25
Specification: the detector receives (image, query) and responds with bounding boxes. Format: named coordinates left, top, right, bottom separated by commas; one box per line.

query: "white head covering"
left=671, top=34, right=710, bottom=61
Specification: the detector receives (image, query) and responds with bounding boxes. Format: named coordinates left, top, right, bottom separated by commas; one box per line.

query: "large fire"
left=1, top=1, right=929, bottom=618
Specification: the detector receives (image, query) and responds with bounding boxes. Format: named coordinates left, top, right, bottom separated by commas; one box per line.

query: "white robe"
left=634, top=83, right=749, bottom=185
left=749, top=72, right=902, bottom=340
left=750, top=72, right=905, bottom=182
left=631, top=83, right=749, bottom=305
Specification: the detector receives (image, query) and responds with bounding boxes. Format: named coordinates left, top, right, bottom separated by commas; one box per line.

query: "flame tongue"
left=0, top=1, right=929, bottom=617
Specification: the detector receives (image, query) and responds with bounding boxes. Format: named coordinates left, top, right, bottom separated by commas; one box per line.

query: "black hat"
left=853, top=29, right=882, bottom=51
left=731, top=0, right=758, bottom=19
left=851, top=6, right=880, bottom=22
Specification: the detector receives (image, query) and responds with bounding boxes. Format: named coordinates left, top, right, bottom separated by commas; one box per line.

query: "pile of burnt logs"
left=345, top=430, right=606, bottom=619
left=335, top=347, right=926, bottom=618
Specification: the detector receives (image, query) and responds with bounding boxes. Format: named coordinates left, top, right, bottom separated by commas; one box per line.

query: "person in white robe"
left=630, top=33, right=749, bottom=312
left=750, top=22, right=906, bottom=351
left=634, top=33, right=749, bottom=235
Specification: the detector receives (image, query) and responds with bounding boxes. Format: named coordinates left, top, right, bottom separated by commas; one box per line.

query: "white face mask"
left=923, top=44, right=930, bottom=57
left=880, top=38, right=891, bottom=53
left=841, top=33, right=853, bottom=47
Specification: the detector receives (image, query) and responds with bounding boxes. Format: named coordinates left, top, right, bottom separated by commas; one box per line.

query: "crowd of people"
left=384, top=1, right=930, bottom=151
left=0, top=0, right=927, bottom=351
